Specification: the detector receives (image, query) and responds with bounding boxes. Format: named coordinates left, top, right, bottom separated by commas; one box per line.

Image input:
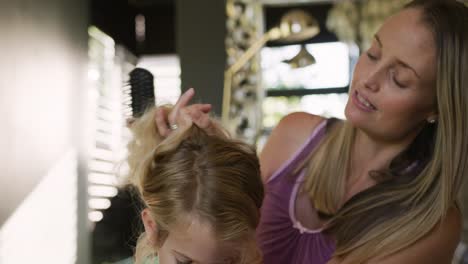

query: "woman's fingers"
left=188, top=104, right=212, bottom=125
left=154, top=88, right=214, bottom=137
left=175, top=88, right=195, bottom=109
left=155, top=107, right=171, bottom=137
left=187, top=105, right=213, bottom=130
left=179, top=107, right=195, bottom=127
left=169, top=88, right=195, bottom=125
left=194, top=113, right=212, bottom=130
left=188, top=104, right=212, bottom=122
left=198, top=103, right=212, bottom=113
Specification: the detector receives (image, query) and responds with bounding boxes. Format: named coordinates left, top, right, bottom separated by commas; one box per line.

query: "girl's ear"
left=141, top=208, right=158, bottom=246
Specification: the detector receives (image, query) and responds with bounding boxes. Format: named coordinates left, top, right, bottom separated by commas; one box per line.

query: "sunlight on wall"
left=87, top=26, right=129, bottom=223
left=0, top=150, right=78, bottom=264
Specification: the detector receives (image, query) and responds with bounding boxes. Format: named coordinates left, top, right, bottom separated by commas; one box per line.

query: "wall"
left=176, top=0, right=227, bottom=115
left=0, top=0, right=89, bottom=263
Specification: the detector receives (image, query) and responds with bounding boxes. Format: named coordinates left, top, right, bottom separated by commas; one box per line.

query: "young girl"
left=126, top=107, right=264, bottom=264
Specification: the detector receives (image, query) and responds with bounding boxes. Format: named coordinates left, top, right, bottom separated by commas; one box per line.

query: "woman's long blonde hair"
left=302, top=0, right=468, bottom=262
left=127, top=107, right=264, bottom=264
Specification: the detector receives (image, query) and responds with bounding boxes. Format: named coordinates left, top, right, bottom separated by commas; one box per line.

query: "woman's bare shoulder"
left=259, top=112, right=325, bottom=182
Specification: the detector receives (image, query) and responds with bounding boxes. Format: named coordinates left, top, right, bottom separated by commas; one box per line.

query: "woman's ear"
left=141, top=208, right=158, bottom=246
left=426, top=114, right=438, bottom=124
left=426, top=107, right=438, bottom=124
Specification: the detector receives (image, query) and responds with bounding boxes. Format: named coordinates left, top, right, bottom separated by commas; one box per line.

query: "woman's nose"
left=363, top=67, right=382, bottom=92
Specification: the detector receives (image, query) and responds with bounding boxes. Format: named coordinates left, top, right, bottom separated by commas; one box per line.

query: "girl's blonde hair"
left=127, top=107, right=264, bottom=264
left=301, top=0, right=468, bottom=262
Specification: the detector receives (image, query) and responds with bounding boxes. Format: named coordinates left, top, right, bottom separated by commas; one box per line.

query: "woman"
left=156, top=0, right=467, bottom=263
left=127, top=107, right=264, bottom=264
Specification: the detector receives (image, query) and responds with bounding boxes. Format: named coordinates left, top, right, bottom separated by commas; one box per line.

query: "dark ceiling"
left=127, top=0, right=174, bottom=7
left=91, top=0, right=337, bottom=57
left=91, top=0, right=176, bottom=56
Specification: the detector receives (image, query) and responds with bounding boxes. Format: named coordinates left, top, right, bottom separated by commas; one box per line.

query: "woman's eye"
left=393, top=77, right=406, bottom=88
left=366, top=52, right=378, bottom=61
left=390, top=70, right=407, bottom=88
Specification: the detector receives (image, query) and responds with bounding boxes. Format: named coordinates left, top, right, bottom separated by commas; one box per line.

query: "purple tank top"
left=256, top=119, right=335, bottom=264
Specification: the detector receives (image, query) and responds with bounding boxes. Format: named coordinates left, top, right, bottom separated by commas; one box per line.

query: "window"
left=261, top=41, right=354, bottom=129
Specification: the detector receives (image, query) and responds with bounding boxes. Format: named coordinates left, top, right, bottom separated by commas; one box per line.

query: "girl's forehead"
left=166, top=218, right=239, bottom=264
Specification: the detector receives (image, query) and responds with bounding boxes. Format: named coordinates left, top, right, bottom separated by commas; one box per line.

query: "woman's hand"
left=155, top=88, right=213, bottom=137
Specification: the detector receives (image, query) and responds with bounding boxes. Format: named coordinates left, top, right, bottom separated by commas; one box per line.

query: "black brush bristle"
left=128, top=67, right=155, bottom=118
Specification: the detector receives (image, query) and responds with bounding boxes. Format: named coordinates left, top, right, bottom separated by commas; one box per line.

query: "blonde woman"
left=156, top=0, right=468, bottom=263
left=126, top=106, right=264, bottom=264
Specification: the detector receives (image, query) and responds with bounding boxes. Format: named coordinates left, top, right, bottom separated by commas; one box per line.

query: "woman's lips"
left=352, top=91, right=377, bottom=112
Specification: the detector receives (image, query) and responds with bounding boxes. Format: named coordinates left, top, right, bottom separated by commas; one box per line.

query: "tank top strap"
left=266, top=118, right=333, bottom=184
